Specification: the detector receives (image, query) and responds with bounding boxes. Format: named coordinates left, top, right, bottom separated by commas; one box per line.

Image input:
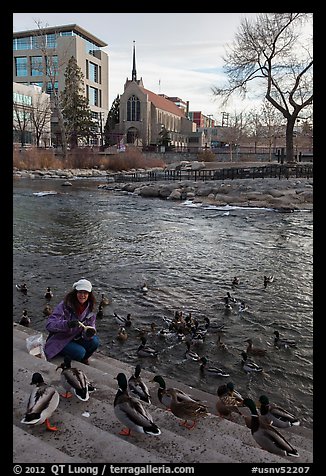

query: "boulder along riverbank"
left=13, top=168, right=313, bottom=211
left=102, top=177, right=313, bottom=212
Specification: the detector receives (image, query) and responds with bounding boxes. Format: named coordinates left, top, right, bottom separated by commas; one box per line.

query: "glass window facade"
left=46, top=81, right=58, bottom=95
left=14, top=37, right=31, bottom=50
left=89, top=62, right=98, bottom=83
left=30, top=56, right=43, bottom=76
left=15, top=57, right=28, bottom=76
left=88, top=86, right=99, bottom=106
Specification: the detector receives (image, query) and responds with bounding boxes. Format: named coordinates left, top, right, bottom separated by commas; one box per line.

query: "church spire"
left=132, top=40, right=137, bottom=81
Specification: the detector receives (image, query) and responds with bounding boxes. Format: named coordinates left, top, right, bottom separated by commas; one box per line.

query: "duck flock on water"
left=16, top=275, right=304, bottom=458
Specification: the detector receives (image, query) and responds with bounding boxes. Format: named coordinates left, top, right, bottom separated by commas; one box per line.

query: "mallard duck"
left=226, top=291, right=237, bottom=303
left=165, top=388, right=208, bottom=429
left=128, top=364, right=151, bottom=404
left=16, top=283, right=27, bottom=295
left=264, top=275, right=274, bottom=288
left=114, top=372, right=161, bottom=436
left=217, top=332, right=228, bottom=351
left=226, top=382, right=244, bottom=405
left=137, top=337, right=158, bottom=358
left=56, top=356, right=90, bottom=401
left=21, top=372, right=59, bottom=431
left=116, top=326, right=128, bottom=343
left=44, top=287, right=53, bottom=300
left=19, top=309, right=30, bottom=327
left=258, top=395, right=300, bottom=428
left=245, top=338, right=267, bottom=357
left=141, top=283, right=148, bottom=293
left=241, top=352, right=263, bottom=373
left=273, top=331, right=297, bottom=349
left=184, top=341, right=201, bottom=361
left=216, top=384, right=242, bottom=418
left=238, top=301, right=248, bottom=313
left=152, top=375, right=198, bottom=410
left=242, top=398, right=299, bottom=457
left=199, top=357, right=230, bottom=377
left=96, top=305, right=104, bottom=319
left=224, top=303, right=233, bottom=313
left=43, top=304, right=52, bottom=317
left=114, top=312, right=132, bottom=327
left=99, top=293, right=111, bottom=307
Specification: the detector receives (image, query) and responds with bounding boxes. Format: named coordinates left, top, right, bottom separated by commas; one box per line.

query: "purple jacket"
left=44, top=300, right=97, bottom=360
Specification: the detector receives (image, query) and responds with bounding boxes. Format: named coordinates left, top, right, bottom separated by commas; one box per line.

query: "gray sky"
left=13, top=12, right=261, bottom=122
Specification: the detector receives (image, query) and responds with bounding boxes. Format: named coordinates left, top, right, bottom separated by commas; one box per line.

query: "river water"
left=13, top=176, right=313, bottom=429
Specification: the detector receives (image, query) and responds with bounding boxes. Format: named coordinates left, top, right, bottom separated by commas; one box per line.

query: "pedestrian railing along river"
left=112, top=163, right=313, bottom=183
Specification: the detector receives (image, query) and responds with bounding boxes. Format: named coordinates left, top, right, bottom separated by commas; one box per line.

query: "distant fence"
left=113, top=164, right=313, bottom=183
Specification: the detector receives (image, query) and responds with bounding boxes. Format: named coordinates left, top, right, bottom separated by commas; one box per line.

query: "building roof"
left=13, top=24, right=107, bottom=48
left=141, top=87, right=186, bottom=117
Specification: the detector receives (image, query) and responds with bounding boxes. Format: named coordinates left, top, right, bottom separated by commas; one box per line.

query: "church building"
left=116, top=43, right=198, bottom=151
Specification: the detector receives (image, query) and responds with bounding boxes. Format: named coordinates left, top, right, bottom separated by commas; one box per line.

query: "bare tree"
left=32, top=20, right=74, bottom=159
left=30, top=94, right=52, bottom=148
left=13, top=100, right=32, bottom=147
left=220, top=112, right=247, bottom=162
left=212, top=13, right=313, bottom=162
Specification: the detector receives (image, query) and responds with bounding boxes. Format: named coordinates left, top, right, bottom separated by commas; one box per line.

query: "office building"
left=13, top=24, right=109, bottom=146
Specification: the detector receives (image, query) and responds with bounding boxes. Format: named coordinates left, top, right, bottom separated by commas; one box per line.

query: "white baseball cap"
left=73, top=279, right=92, bottom=293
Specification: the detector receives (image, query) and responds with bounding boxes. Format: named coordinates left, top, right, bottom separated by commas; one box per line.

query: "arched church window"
left=127, top=95, right=140, bottom=121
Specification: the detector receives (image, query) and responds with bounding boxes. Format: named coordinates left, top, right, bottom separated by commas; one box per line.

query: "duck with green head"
left=152, top=375, right=198, bottom=410
left=114, top=372, right=161, bottom=436
left=242, top=398, right=299, bottom=457
left=258, top=395, right=300, bottom=428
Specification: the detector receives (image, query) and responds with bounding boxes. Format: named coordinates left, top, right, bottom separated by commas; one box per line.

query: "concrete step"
left=14, top=359, right=236, bottom=463
left=13, top=325, right=313, bottom=463
left=13, top=425, right=88, bottom=463
left=14, top=326, right=313, bottom=452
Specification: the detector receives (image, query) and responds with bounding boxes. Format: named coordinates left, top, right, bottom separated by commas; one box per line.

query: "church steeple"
left=132, top=40, right=137, bottom=81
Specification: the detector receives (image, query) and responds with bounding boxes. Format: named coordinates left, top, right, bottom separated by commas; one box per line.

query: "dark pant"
left=59, top=335, right=100, bottom=362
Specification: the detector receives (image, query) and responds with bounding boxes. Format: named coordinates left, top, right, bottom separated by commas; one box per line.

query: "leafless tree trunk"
left=32, top=21, right=73, bottom=159
left=212, top=13, right=313, bottom=163
left=30, top=95, right=52, bottom=147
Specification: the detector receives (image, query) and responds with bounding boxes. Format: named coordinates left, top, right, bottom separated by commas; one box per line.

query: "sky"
left=13, top=12, right=263, bottom=123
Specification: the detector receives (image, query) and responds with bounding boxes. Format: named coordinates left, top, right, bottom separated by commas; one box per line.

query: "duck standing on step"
left=114, top=372, right=161, bottom=436
left=128, top=364, right=151, bottom=404
left=152, top=375, right=198, bottom=410
left=257, top=395, right=300, bottom=428
left=216, top=383, right=242, bottom=418
left=56, top=355, right=92, bottom=401
left=165, top=388, right=208, bottom=429
left=242, top=398, right=299, bottom=458
left=21, top=372, right=60, bottom=431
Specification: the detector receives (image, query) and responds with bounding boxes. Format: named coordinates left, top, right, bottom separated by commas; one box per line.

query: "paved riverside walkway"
left=13, top=324, right=313, bottom=464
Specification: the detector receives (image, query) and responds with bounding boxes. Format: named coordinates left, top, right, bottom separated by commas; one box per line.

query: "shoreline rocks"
left=13, top=168, right=313, bottom=212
